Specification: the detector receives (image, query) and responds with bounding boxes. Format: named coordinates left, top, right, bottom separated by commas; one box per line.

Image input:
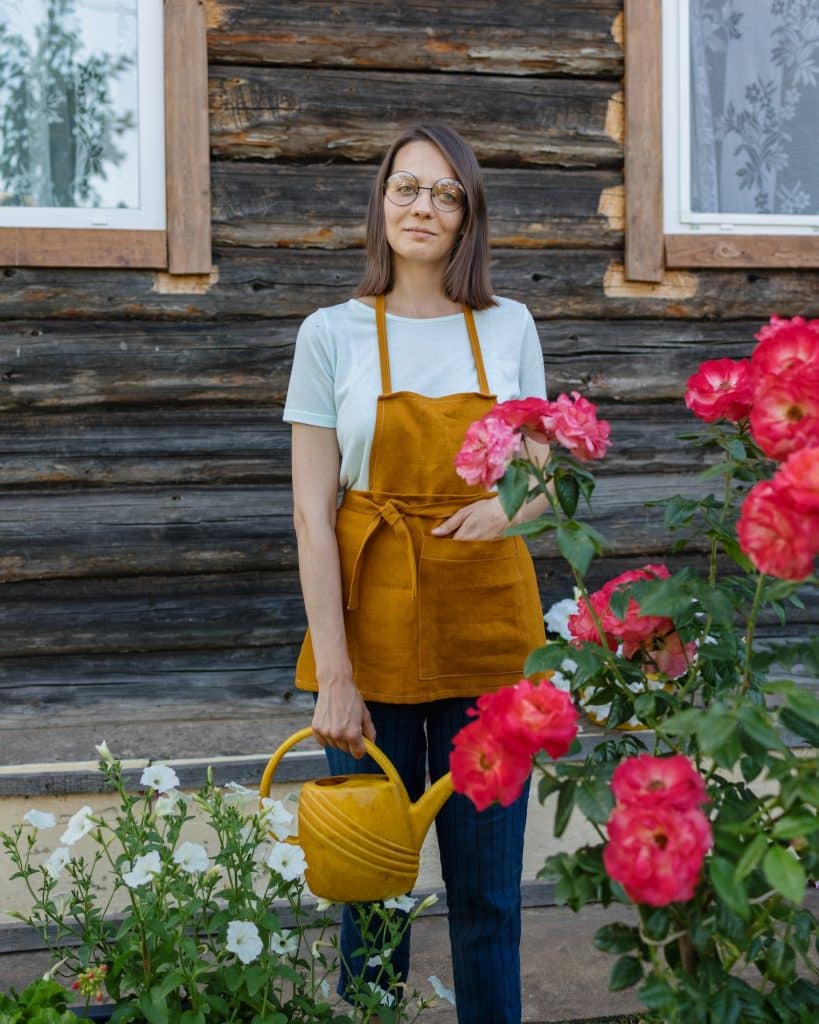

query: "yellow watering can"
left=259, top=727, right=453, bottom=903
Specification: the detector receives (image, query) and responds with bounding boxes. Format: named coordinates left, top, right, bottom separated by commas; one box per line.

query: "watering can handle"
left=259, top=726, right=404, bottom=800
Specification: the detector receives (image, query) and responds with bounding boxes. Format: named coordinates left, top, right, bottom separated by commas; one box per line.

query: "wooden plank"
left=208, top=67, right=621, bottom=168
left=0, top=474, right=715, bottom=583
left=164, top=0, right=212, bottom=274
left=5, top=248, right=819, bottom=320
left=624, top=0, right=664, bottom=282
left=206, top=0, right=624, bottom=78
left=0, top=229, right=166, bottom=269
left=665, top=234, right=819, bottom=269
left=211, top=163, right=624, bottom=250
left=0, top=318, right=766, bottom=413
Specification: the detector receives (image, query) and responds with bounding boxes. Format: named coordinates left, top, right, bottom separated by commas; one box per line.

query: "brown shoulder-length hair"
left=355, top=124, right=496, bottom=310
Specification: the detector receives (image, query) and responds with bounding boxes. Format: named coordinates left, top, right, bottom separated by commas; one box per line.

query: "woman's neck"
left=386, top=261, right=462, bottom=318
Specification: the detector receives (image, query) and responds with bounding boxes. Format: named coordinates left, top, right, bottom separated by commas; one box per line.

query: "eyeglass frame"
left=384, top=171, right=466, bottom=213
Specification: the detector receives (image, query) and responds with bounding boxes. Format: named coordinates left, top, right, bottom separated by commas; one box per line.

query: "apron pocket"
left=418, top=535, right=528, bottom=680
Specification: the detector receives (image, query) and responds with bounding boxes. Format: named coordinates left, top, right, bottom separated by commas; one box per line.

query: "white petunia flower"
left=44, top=846, right=71, bottom=880
left=320, top=979, right=330, bottom=998
left=367, top=949, right=392, bottom=967
left=259, top=797, right=295, bottom=839
left=94, top=740, right=114, bottom=765
left=122, top=850, right=162, bottom=888
left=384, top=894, right=416, bottom=913
left=266, top=840, right=307, bottom=881
left=60, top=806, right=95, bottom=846
left=314, top=896, right=334, bottom=912
left=415, top=892, right=439, bottom=914
left=366, top=982, right=395, bottom=1007
left=140, top=764, right=180, bottom=793
left=225, top=920, right=263, bottom=965
left=428, top=975, right=456, bottom=1005
left=154, top=790, right=184, bottom=818
left=23, top=809, right=56, bottom=830
left=544, top=597, right=579, bottom=640
left=172, top=841, right=208, bottom=874
left=269, top=929, right=299, bottom=957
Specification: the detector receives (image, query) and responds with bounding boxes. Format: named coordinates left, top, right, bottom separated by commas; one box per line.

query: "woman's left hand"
left=430, top=497, right=509, bottom=541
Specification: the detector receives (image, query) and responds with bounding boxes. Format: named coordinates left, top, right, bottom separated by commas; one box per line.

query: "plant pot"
left=72, top=1004, right=115, bottom=1022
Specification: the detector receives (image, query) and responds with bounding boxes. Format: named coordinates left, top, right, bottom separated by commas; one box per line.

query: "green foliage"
left=0, top=979, right=93, bottom=1023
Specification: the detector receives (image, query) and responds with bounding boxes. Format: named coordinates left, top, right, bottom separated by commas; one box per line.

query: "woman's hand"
left=312, top=676, right=376, bottom=759
left=430, top=497, right=509, bottom=540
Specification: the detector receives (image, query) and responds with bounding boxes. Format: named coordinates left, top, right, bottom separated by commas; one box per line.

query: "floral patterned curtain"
left=690, top=0, right=819, bottom=215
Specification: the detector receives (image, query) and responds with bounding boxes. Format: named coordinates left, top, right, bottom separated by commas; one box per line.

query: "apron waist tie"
left=343, top=492, right=490, bottom=611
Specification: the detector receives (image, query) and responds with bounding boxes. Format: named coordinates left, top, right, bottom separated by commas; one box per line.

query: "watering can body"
left=260, top=727, right=453, bottom=902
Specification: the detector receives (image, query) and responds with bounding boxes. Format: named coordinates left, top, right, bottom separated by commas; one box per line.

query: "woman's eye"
left=397, top=185, right=416, bottom=195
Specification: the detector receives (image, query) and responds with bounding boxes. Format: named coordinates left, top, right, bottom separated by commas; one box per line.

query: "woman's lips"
left=405, top=227, right=435, bottom=236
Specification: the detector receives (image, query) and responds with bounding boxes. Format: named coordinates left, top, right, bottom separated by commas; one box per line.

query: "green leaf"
left=662, top=708, right=702, bottom=736
left=738, top=705, right=786, bottom=752
left=609, top=954, right=643, bottom=991
left=554, top=471, right=580, bottom=518
left=709, top=855, right=749, bottom=920
left=497, top=462, right=529, bottom=521
left=537, top=772, right=561, bottom=804
left=554, top=780, right=576, bottom=838
left=576, top=779, right=615, bottom=824
left=524, top=644, right=571, bottom=675
left=772, top=812, right=819, bottom=840
left=593, top=922, right=641, bottom=954
left=780, top=707, right=819, bottom=747
left=786, top=687, right=819, bottom=721
left=244, top=964, right=268, bottom=998
left=556, top=521, right=597, bottom=576
left=695, top=706, right=737, bottom=759
left=763, top=846, right=807, bottom=903
left=734, top=833, right=768, bottom=882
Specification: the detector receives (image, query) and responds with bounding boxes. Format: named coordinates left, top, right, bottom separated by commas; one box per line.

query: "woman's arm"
left=291, top=424, right=375, bottom=758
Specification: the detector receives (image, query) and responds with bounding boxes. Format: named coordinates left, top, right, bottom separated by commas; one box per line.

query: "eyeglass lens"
left=385, top=172, right=465, bottom=213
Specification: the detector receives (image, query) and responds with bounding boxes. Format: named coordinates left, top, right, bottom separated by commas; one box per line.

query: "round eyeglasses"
left=384, top=171, right=466, bottom=214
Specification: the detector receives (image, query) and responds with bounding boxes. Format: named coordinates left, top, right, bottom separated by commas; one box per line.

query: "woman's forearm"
left=294, top=520, right=352, bottom=684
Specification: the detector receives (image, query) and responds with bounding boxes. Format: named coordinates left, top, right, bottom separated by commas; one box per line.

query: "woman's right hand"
left=312, top=676, right=376, bottom=759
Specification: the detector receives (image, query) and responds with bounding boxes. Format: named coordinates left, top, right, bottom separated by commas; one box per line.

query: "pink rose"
left=569, top=565, right=673, bottom=654
left=611, top=754, right=707, bottom=811
left=492, top=397, right=554, bottom=443
left=737, top=479, right=817, bottom=581
left=454, top=414, right=523, bottom=489
left=475, top=679, right=579, bottom=760
left=776, top=447, right=819, bottom=515
left=751, top=316, right=819, bottom=382
left=646, top=630, right=696, bottom=680
left=538, top=392, right=611, bottom=461
left=603, top=802, right=712, bottom=906
left=449, top=718, right=533, bottom=811
left=684, top=358, right=754, bottom=423
left=749, top=372, right=819, bottom=461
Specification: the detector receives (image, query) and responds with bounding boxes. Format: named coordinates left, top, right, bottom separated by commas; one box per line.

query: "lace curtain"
left=690, top=0, right=819, bottom=215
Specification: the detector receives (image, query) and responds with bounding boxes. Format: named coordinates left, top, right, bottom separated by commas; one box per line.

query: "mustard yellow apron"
left=295, top=295, right=545, bottom=702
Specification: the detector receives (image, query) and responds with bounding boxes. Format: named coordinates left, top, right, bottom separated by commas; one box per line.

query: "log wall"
left=0, top=1, right=816, bottom=768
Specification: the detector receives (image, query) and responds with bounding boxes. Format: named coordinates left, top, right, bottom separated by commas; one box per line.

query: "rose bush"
left=1, top=749, right=448, bottom=1024
left=449, top=316, right=819, bottom=1023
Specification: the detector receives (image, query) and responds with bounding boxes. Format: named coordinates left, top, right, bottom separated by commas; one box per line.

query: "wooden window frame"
left=624, top=0, right=819, bottom=282
left=0, top=0, right=210, bottom=273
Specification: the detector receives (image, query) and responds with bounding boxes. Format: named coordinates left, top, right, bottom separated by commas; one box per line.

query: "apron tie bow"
left=346, top=499, right=418, bottom=610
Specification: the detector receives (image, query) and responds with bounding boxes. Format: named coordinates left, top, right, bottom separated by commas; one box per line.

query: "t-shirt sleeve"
left=519, top=306, right=547, bottom=399
left=283, top=309, right=338, bottom=428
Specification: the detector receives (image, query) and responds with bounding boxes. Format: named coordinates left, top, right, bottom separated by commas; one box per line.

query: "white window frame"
left=0, top=0, right=165, bottom=232
left=662, top=0, right=819, bottom=237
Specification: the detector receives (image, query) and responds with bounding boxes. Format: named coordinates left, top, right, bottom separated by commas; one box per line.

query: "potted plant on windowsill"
left=2, top=747, right=447, bottom=1024
left=448, top=315, right=819, bottom=1023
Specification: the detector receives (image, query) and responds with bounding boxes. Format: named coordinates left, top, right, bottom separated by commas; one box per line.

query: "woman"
left=284, top=124, right=549, bottom=1024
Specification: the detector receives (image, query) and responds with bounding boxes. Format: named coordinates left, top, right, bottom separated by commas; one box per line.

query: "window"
left=0, top=0, right=210, bottom=272
left=625, top=0, right=819, bottom=280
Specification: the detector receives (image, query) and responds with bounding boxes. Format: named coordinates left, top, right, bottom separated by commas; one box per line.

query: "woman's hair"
left=355, top=124, right=496, bottom=310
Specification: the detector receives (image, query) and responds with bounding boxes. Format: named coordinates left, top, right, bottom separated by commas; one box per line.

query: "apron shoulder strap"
left=375, top=294, right=392, bottom=394
left=463, top=306, right=490, bottom=394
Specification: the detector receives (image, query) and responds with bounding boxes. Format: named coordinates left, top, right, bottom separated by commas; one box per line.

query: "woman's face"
left=383, top=140, right=465, bottom=269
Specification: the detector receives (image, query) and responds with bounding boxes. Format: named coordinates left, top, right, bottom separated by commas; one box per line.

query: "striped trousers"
left=324, top=697, right=529, bottom=1024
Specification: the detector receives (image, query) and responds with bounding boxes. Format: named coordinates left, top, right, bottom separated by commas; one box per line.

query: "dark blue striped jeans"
left=323, top=697, right=530, bottom=1024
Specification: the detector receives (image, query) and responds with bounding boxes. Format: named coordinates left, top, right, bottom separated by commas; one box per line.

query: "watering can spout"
left=411, top=771, right=454, bottom=846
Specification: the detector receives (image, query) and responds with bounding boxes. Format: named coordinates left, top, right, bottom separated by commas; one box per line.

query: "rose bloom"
left=684, top=358, right=754, bottom=423
left=737, top=479, right=817, bottom=581
left=647, top=630, right=696, bottom=679
left=604, top=802, right=712, bottom=906
left=455, top=414, right=522, bottom=489
left=568, top=565, right=672, bottom=653
left=474, top=679, right=579, bottom=760
left=492, top=397, right=554, bottom=442
left=749, top=372, right=819, bottom=461
left=450, top=718, right=532, bottom=811
left=611, top=754, right=707, bottom=811
left=776, top=447, right=819, bottom=514
left=751, top=316, right=819, bottom=382
left=538, top=391, right=611, bottom=461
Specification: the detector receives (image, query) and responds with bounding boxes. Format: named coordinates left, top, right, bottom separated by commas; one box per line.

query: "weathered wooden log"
left=211, top=163, right=624, bottom=250
left=0, top=474, right=714, bottom=583
left=2, top=249, right=819, bottom=321
left=206, top=0, right=624, bottom=78
left=0, top=406, right=708, bottom=488
left=208, top=67, right=621, bottom=168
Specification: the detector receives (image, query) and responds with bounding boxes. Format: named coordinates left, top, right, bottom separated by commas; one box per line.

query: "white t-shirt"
left=283, top=296, right=547, bottom=490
